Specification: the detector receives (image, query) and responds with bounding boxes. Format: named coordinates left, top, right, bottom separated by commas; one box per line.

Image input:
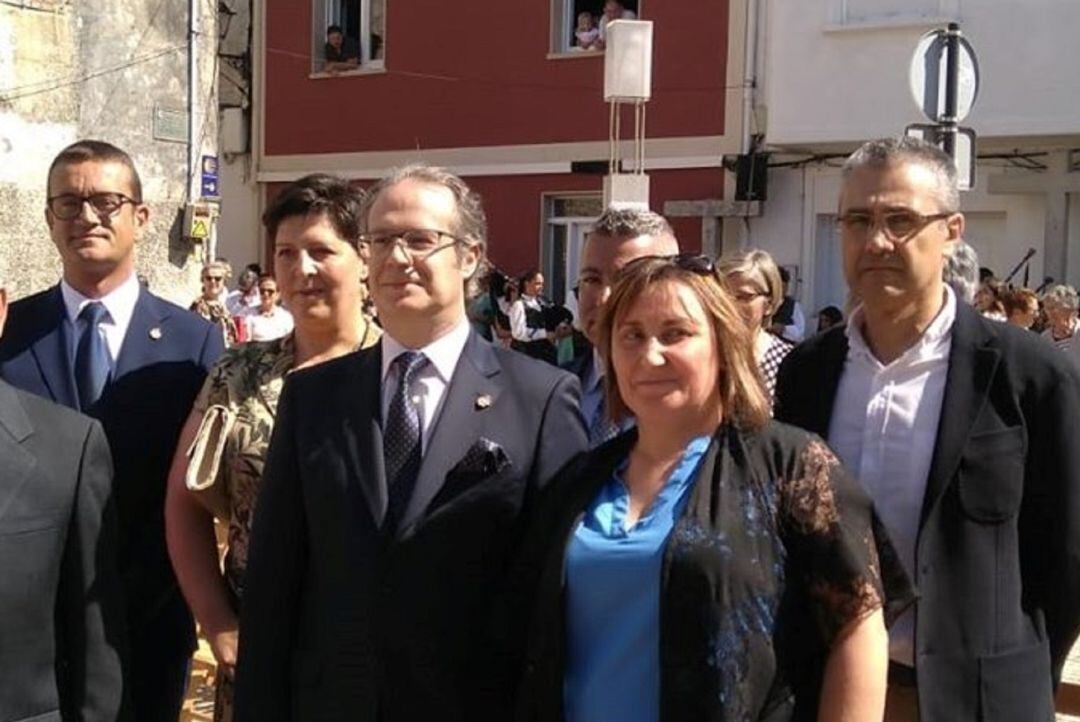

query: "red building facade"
left=254, top=0, right=739, bottom=305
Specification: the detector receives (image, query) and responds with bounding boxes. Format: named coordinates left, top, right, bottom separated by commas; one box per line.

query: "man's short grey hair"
left=1044, top=284, right=1080, bottom=313
left=943, top=240, right=980, bottom=304
left=361, top=164, right=488, bottom=296
left=588, top=207, right=675, bottom=241
left=842, top=137, right=960, bottom=213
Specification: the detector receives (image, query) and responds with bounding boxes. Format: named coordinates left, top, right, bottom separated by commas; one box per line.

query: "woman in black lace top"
left=491, top=254, right=913, bottom=722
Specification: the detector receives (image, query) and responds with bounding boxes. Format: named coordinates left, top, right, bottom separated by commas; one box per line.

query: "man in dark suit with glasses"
left=0, top=140, right=224, bottom=721
left=234, top=164, right=586, bottom=721
left=776, top=136, right=1080, bottom=722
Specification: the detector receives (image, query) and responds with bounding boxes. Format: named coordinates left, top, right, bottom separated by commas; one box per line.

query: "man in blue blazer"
left=234, top=165, right=587, bottom=721
left=0, top=140, right=224, bottom=721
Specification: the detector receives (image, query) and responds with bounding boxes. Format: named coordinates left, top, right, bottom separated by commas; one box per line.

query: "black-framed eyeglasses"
left=47, top=192, right=139, bottom=221
left=836, top=210, right=954, bottom=242
left=358, top=228, right=463, bottom=260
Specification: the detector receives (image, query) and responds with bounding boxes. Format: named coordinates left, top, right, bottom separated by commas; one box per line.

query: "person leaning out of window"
left=487, top=254, right=913, bottom=722
left=323, top=24, right=359, bottom=73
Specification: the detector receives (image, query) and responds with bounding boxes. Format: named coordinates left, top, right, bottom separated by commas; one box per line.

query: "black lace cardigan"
left=487, top=421, right=914, bottom=722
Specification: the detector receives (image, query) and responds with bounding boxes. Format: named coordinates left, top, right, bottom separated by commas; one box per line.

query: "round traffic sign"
left=909, top=29, right=980, bottom=122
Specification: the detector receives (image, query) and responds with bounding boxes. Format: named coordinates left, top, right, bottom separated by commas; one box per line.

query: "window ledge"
left=309, top=64, right=387, bottom=80
left=546, top=50, right=604, bottom=60
left=823, top=15, right=955, bottom=33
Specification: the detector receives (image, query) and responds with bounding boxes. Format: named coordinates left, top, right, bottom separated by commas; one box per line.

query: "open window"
left=549, top=0, right=639, bottom=55
left=311, top=0, right=386, bottom=74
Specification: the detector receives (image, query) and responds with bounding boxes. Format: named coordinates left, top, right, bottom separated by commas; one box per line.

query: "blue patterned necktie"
left=75, top=301, right=111, bottom=412
left=383, top=351, right=429, bottom=532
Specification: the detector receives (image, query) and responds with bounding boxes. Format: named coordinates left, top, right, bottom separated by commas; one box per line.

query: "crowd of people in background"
left=3, top=135, right=1080, bottom=722
left=190, top=260, right=295, bottom=347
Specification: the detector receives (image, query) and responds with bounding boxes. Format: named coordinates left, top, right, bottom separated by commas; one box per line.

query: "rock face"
left=0, top=0, right=217, bottom=305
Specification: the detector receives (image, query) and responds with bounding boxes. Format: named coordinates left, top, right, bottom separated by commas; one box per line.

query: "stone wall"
left=0, top=0, right=217, bottom=306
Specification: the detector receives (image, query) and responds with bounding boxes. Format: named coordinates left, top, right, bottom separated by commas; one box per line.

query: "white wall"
left=217, top=155, right=263, bottom=272
left=764, top=0, right=1080, bottom=144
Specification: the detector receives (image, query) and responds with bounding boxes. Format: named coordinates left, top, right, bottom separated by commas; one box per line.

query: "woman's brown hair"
left=595, top=255, right=772, bottom=431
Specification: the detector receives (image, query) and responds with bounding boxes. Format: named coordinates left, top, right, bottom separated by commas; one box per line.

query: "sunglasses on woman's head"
left=622, top=253, right=717, bottom=276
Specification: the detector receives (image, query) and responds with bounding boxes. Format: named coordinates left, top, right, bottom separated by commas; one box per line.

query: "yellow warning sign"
left=184, top=202, right=216, bottom=240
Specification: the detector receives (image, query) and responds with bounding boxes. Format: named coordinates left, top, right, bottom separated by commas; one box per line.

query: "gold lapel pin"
left=475, top=394, right=492, bottom=410
left=149, top=327, right=163, bottom=340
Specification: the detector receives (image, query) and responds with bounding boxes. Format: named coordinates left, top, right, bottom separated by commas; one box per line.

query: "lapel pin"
left=475, top=394, right=492, bottom=410
left=149, top=326, right=163, bottom=340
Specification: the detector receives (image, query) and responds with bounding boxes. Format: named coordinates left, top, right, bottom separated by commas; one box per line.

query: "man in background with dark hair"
left=568, top=207, right=678, bottom=446
left=769, top=266, right=806, bottom=342
left=0, top=139, right=224, bottom=721
left=226, top=262, right=261, bottom=316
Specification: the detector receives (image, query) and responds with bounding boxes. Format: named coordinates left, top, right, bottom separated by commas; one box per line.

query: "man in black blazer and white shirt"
left=0, top=280, right=126, bottom=722
left=234, top=165, right=587, bottom=721
left=775, top=137, right=1080, bottom=722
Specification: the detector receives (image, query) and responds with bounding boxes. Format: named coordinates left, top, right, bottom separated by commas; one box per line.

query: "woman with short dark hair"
left=165, top=174, right=379, bottom=721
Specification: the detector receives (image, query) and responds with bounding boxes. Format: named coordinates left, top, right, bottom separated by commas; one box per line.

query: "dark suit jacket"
left=234, top=330, right=587, bottom=722
left=0, top=379, right=126, bottom=722
left=0, top=284, right=224, bottom=660
left=775, top=303, right=1080, bottom=722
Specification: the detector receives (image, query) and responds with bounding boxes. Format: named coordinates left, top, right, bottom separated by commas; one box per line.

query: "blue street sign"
left=201, top=154, right=220, bottom=197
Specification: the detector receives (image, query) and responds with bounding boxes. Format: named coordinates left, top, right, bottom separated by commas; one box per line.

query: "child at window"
left=574, top=12, right=600, bottom=51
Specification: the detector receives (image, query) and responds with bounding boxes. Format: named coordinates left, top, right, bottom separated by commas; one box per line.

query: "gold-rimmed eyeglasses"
left=836, top=210, right=954, bottom=243
left=359, top=228, right=463, bottom=260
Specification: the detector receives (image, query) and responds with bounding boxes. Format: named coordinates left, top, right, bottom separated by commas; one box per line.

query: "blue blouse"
left=563, top=435, right=711, bottom=722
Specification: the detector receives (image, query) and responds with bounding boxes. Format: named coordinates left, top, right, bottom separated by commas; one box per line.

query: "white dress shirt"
left=380, top=318, right=471, bottom=452
left=245, top=305, right=295, bottom=342
left=60, top=272, right=141, bottom=365
left=783, top=300, right=806, bottom=343
left=827, top=286, right=957, bottom=667
left=509, top=295, right=547, bottom=342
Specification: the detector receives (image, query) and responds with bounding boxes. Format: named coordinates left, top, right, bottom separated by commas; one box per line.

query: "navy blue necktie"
left=75, top=301, right=111, bottom=412
left=383, top=351, right=429, bottom=532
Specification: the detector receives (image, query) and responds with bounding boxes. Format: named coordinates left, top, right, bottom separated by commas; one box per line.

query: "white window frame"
left=541, top=193, right=603, bottom=316
left=826, top=0, right=956, bottom=29
left=311, top=0, right=386, bottom=76
left=548, top=0, right=641, bottom=58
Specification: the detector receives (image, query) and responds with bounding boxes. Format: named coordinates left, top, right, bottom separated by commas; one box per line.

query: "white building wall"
left=763, top=0, right=1080, bottom=144
left=749, top=0, right=1080, bottom=308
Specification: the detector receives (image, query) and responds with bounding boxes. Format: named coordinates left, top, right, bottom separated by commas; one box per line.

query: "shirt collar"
left=380, top=317, right=471, bottom=384
left=589, top=347, right=606, bottom=391
left=60, top=272, right=140, bottom=328
left=845, top=284, right=957, bottom=367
